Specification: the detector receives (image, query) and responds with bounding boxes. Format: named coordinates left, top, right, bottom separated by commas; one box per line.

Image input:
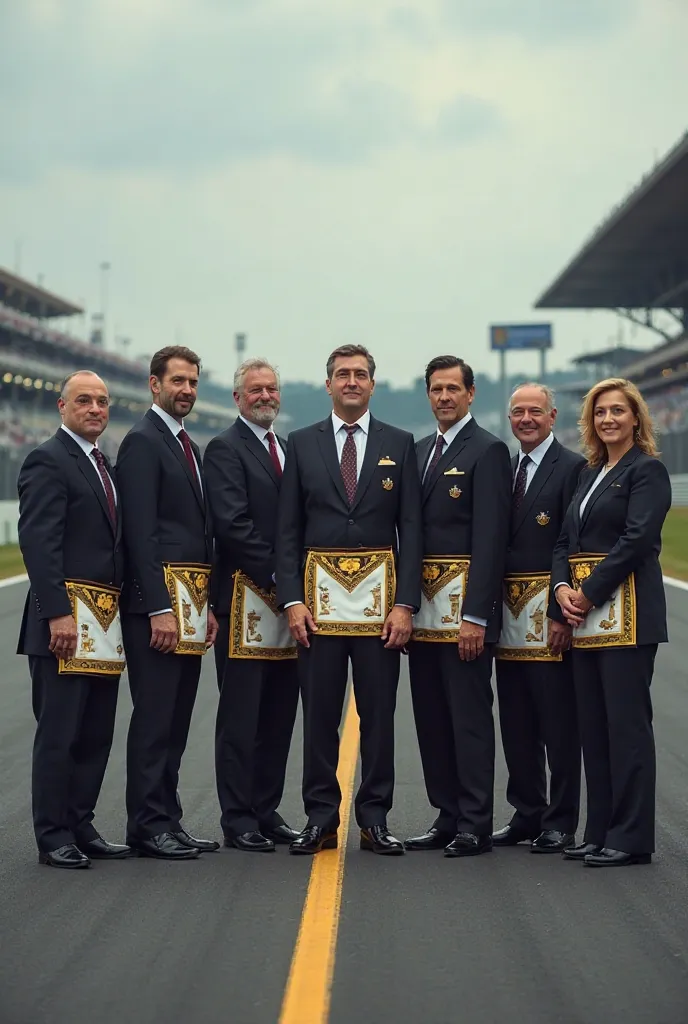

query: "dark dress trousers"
left=496, top=438, right=585, bottom=836
left=408, top=418, right=511, bottom=836
left=203, top=418, right=299, bottom=838
left=551, top=445, right=672, bottom=854
left=17, top=428, right=124, bottom=853
left=275, top=415, right=423, bottom=830
left=117, top=409, right=212, bottom=841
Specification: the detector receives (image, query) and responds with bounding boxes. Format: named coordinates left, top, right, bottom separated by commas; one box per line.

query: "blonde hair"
left=579, top=377, right=659, bottom=466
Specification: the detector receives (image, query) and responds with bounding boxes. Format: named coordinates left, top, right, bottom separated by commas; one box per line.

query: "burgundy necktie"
left=513, top=454, right=531, bottom=510
left=266, top=431, right=283, bottom=477
left=340, top=424, right=359, bottom=504
left=424, top=434, right=446, bottom=481
left=178, top=428, right=199, bottom=482
left=92, top=448, right=117, bottom=527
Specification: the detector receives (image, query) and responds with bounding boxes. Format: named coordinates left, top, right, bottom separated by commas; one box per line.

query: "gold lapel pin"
left=382, top=477, right=394, bottom=491
left=449, top=485, right=462, bottom=499
left=536, top=511, right=550, bottom=526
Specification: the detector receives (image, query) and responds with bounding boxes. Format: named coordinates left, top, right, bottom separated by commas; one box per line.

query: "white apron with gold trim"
left=59, top=579, right=125, bottom=676
left=230, top=572, right=297, bottom=660
left=304, top=548, right=396, bottom=637
left=412, top=557, right=471, bottom=642
left=163, top=562, right=211, bottom=655
left=496, top=572, right=561, bottom=662
left=569, top=554, right=637, bottom=649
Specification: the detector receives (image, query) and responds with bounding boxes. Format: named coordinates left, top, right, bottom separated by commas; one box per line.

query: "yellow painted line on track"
left=279, top=690, right=360, bottom=1024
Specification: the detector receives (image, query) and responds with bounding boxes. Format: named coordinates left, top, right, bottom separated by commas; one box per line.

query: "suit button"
left=348, top=519, right=354, bottom=525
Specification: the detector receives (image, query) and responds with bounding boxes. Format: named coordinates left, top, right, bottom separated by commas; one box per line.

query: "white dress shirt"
left=332, top=409, right=370, bottom=478
left=240, top=414, right=285, bottom=470
left=514, top=431, right=555, bottom=492
left=60, top=424, right=117, bottom=504
left=553, top=464, right=610, bottom=593
left=423, top=412, right=473, bottom=480
left=150, top=404, right=202, bottom=488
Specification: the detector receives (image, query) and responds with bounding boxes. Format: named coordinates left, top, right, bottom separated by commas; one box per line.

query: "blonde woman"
left=551, top=378, right=671, bottom=867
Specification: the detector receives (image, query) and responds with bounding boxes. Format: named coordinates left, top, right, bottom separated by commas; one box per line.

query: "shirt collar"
left=151, top=403, right=183, bottom=436
left=331, top=409, right=371, bottom=436
left=239, top=414, right=273, bottom=442
left=518, top=431, right=554, bottom=468
left=60, top=423, right=97, bottom=457
left=436, top=411, right=472, bottom=448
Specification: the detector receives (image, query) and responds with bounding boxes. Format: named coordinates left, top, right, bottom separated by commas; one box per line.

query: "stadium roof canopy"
left=0, top=267, right=83, bottom=318
left=535, top=131, right=688, bottom=311
left=570, top=346, right=649, bottom=368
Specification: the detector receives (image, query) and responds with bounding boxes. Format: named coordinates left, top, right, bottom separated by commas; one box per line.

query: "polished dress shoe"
left=444, top=832, right=493, bottom=858
left=77, top=835, right=131, bottom=859
left=492, top=824, right=539, bottom=846
left=531, top=830, right=575, bottom=854
left=225, top=831, right=275, bottom=852
left=562, top=842, right=602, bottom=861
left=39, top=844, right=90, bottom=869
left=129, top=832, right=200, bottom=859
left=360, top=826, right=404, bottom=855
left=584, top=848, right=652, bottom=867
left=289, top=826, right=338, bottom=855
left=261, top=824, right=302, bottom=845
left=171, top=829, right=220, bottom=852
left=404, top=827, right=454, bottom=851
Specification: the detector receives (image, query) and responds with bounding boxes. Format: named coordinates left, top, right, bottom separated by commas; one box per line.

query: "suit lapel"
left=317, top=419, right=350, bottom=507
left=56, top=429, right=116, bottom=536
left=513, top=438, right=559, bottom=533
left=423, top=419, right=476, bottom=504
left=350, top=418, right=385, bottom=513
left=580, top=445, right=640, bottom=526
left=236, top=420, right=280, bottom=486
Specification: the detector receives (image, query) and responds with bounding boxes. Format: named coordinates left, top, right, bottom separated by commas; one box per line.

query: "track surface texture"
left=1, top=581, right=687, bottom=1024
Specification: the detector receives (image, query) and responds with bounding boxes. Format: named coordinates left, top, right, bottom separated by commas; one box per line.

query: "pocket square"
left=378, top=458, right=396, bottom=465
left=443, top=468, right=465, bottom=476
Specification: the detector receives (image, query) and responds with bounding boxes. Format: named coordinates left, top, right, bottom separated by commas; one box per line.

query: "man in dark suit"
left=492, top=383, right=585, bottom=853
left=276, top=344, right=423, bottom=855
left=405, top=355, right=511, bottom=857
left=18, top=370, right=130, bottom=868
left=117, top=346, right=219, bottom=860
left=204, top=358, right=300, bottom=852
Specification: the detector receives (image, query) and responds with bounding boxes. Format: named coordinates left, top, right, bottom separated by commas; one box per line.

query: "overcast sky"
left=1, top=0, right=687, bottom=388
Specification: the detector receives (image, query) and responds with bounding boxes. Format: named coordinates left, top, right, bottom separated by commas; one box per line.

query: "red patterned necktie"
left=340, top=424, right=359, bottom=504
left=178, top=428, right=199, bottom=482
left=92, top=448, right=117, bottom=527
left=424, top=434, right=446, bottom=481
left=266, top=431, right=283, bottom=477
left=513, top=454, right=531, bottom=510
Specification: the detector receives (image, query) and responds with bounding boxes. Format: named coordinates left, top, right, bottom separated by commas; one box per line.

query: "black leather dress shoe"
left=584, top=847, right=652, bottom=867
left=261, top=824, right=302, bottom=844
left=492, top=824, right=539, bottom=846
left=562, top=842, right=602, bottom=861
left=404, top=827, right=454, bottom=851
left=289, top=826, right=338, bottom=855
left=171, top=829, right=220, bottom=852
left=39, top=844, right=90, bottom=869
left=77, top=836, right=131, bottom=859
left=531, top=830, right=575, bottom=854
left=444, top=832, right=493, bottom=858
left=129, top=833, right=200, bottom=860
left=360, top=826, right=404, bottom=855
left=225, top=831, right=275, bottom=852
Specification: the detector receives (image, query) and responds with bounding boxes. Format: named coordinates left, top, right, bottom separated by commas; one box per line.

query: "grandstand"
left=0, top=267, right=236, bottom=498
left=536, top=130, right=688, bottom=473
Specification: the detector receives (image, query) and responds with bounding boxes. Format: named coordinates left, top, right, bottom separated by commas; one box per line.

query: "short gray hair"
left=509, top=381, right=555, bottom=413
left=233, top=358, right=280, bottom=393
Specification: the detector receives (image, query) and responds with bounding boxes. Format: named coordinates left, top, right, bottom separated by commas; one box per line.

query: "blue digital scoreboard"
left=490, top=323, right=553, bottom=351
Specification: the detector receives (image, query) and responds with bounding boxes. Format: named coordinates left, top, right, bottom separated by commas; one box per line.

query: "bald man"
left=18, top=371, right=129, bottom=868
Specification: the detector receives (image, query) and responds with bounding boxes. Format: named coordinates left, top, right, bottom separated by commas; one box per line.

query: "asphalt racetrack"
left=1, top=579, right=687, bottom=1024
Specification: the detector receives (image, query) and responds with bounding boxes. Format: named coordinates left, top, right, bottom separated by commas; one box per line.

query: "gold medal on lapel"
left=382, top=477, right=394, bottom=491
left=536, top=511, right=550, bottom=526
left=449, top=485, right=462, bottom=499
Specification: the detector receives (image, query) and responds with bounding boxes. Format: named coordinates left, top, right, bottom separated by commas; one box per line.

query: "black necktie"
left=513, top=454, right=531, bottom=510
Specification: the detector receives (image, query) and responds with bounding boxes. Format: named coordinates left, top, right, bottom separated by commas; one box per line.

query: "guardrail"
left=671, top=474, right=688, bottom=506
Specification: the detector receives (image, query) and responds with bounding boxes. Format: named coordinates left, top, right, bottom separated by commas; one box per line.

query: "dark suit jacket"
left=204, top=418, right=286, bottom=614
left=17, top=428, right=123, bottom=657
left=275, top=414, right=423, bottom=610
left=506, top=437, right=586, bottom=624
left=116, top=409, right=212, bottom=615
left=550, top=446, right=672, bottom=645
left=415, top=417, right=511, bottom=643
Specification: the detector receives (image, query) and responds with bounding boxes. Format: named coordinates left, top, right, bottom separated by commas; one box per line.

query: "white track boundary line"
left=663, top=575, right=688, bottom=593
